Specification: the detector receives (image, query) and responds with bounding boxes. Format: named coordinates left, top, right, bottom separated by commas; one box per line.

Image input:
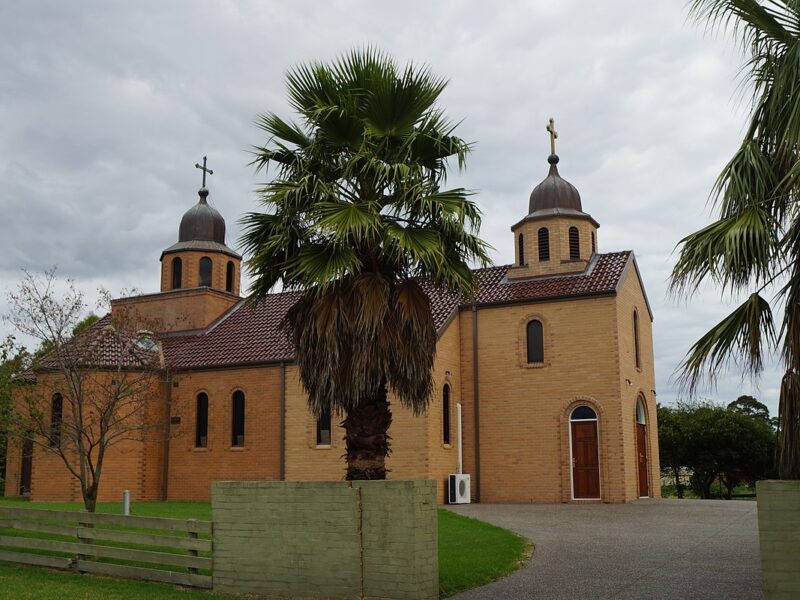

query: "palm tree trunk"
left=779, top=369, right=800, bottom=480
left=343, top=384, right=392, bottom=480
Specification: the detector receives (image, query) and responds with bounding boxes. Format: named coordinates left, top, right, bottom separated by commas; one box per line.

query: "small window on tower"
left=225, top=261, right=234, bottom=293
left=172, top=257, right=182, bottom=290
left=199, top=257, right=212, bottom=287
left=591, top=231, right=596, bottom=255
left=518, top=233, right=525, bottom=266
left=569, top=227, right=580, bottom=260
left=538, top=228, right=550, bottom=262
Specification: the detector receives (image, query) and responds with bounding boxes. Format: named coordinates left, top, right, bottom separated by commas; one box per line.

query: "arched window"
left=571, top=405, right=597, bottom=421
left=538, top=227, right=550, bottom=262
left=316, top=404, right=331, bottom=446
left=225, top=261, right=234, bottom=293
left=633, top=310, right=641, bottom=369
left=195, top=393, right=208, bottom=448
left=50, top=393, right=63, bottom=447
left=526, top=320, right=544, bottom=364
left=199, top=257, right=212, bottom=287
left=569, top=226, right=580, bottom=260
left=636, top=396, right=647, bottom=425
left=171, top=257, right=182, bottom=290
left=518, top=233, right=525, bottom=266
left=591, top=231, right=596, bottom=254
left=232, top=390, right=245, bottom=447
left=442, top=384, right=451, bottom=445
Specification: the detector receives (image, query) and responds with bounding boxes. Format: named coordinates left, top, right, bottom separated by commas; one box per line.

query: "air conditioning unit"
left=448, top=474, right=471, bottom=504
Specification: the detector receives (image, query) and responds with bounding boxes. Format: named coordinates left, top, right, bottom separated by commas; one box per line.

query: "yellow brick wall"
left=111, top=288, right=239, bottom=332
left=166, top=367, right=283, bottom=500
left=463, top=294, right=626, bottom=503
left=615, top=261, right=661, bottom=500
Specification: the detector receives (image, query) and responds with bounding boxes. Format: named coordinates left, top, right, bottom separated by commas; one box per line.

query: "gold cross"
left=546, top=118, right=558, bottom=155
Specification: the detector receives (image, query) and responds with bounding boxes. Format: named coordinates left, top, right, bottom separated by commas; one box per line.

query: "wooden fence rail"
left=0, top=507, right=213, bottom=589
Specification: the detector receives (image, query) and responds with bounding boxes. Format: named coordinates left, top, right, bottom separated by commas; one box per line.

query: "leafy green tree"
left=728, top=395, right=771, bottom=426
left=673, top=0, right=800, bottom=479
left=657, top=404, right=689, bottom=498
left=241, top=49, right=490, bottom=480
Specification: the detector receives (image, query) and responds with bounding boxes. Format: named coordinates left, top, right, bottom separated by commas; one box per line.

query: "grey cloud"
left=0, top=0, right=783, bottom=415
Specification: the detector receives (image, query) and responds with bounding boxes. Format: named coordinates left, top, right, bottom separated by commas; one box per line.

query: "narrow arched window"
left=316, top=404, right=331, bottom=446
left=518, top=234, right=525, bottom=266
left=225, top=261, right=234, bottom=293
left=591, top=231, right=596, bottom=255
left=195, top=393, right=208, bottom=448
left=526, top=320, right=544, bottom=364
left=50, top=393, right=63, bottom=447
left=633, top=310, right=641, bottom=369
left=538, top=228, right=550, bottom=262
left=232, top=390, right=245, bottom=447
left=636, top=396, right=647, bottom=425
left=569, top=227, right=580, bottom=260
left=443, top=384, right=451, bottom=445
left=199, top=257, right=212, bottom=287
left=171, top=257, right=182, bottom=290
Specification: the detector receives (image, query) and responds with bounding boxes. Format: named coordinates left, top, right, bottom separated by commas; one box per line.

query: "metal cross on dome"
left=195, top=156, right=214, bottom=187
left=546, top=118, right=558, bottom=155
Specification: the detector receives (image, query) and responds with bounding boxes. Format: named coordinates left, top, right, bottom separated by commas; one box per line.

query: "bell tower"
left=159, top=157, right=242, bottom=295
left=508, top=119, right=599, bottom=280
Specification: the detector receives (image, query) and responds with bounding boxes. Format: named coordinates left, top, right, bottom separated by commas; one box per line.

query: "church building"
left=4, top=140, right=660, bottom=504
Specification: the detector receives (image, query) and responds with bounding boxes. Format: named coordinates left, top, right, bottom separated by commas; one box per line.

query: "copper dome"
left=179, top=188, right=226, bottom=244
left=528, top=154, right=582, bottom=214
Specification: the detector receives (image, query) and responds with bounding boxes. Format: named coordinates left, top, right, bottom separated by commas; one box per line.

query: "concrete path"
left=448, top=499, right=761, bottom=600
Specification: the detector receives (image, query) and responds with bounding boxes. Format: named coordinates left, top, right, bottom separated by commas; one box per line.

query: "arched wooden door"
left=636, top=397, right=649, bottom=498
left=570, top=406, right=600, bottom=499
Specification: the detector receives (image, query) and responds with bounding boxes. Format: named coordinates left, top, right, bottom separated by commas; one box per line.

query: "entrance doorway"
left=570, top=405, right=600, bottom=499
left=19, top=435, right=33, bottom=496
left=636, top=397, right=649, bottom=498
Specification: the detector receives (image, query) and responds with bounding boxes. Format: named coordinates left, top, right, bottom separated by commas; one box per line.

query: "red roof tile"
left=161, top=251, right=632, bottom=370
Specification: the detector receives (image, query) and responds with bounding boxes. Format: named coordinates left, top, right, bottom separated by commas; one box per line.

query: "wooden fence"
left=0, top=507, right=212, bottom=589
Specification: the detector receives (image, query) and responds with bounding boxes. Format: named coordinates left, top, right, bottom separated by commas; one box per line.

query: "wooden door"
left=571, top=421, right=600, bottom=499
left=636, top=423, right=649, bottom=497
left=19, top=436, right=33, bottom=496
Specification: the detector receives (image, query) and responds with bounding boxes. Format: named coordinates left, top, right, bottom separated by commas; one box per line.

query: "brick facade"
left=3, top=169, right=660, bottom=505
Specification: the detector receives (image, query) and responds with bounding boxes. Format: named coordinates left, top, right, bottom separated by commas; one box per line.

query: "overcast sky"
left=0, top=1, right=783, bottom=414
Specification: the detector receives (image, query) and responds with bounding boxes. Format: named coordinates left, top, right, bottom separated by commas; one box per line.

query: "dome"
left=178, top=188, right=226, bottom=244
left=528, top=154, right=582, bottom=214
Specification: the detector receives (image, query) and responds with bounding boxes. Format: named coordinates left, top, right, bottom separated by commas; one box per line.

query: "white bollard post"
left=122, top=490, right=130, bottom=516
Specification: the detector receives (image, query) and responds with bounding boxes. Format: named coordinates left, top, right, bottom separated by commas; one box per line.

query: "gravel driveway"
left=447, top=499, right=761, bottom=600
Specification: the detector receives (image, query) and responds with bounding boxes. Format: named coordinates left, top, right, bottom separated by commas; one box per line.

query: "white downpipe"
left=122, top=490, right=130, bottom=516
left=457, top=403, right=463, bottom=475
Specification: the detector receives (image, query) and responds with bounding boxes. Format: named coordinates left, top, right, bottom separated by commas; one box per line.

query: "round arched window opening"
left=570, top=405, right=597, bottom=421
left=636, top=397, right=647, bottom=425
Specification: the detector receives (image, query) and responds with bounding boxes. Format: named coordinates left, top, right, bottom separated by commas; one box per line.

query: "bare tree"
left=4, top=269, right=168, bottom=512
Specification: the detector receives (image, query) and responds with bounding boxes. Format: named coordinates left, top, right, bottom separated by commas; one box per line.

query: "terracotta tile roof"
left=161, top=251, right=632, bottom=370
left=36, top=315, right=160, bottom=371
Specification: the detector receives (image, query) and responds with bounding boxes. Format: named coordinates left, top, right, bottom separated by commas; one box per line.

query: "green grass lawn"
left=0, top=498, right=530, bottom=598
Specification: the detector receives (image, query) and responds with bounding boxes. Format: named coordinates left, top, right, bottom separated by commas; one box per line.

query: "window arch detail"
left=195, top=393, right=208, bottom=448
left=526, top=320, right=544, bottom=364
left=442, top=384, right=451, bottom=445
left=51, top=393, right=63, bottom=447
left=171, top=257, right=182, bottom=290
left=232, top=390, right=245, bottom=447
left=199, top=257, right=212, bottom=287
left=569, top=226, right=580, bottom=260
left=538, top=227, right=550, bottom=262
left=636, top=395, right=647, bottom=425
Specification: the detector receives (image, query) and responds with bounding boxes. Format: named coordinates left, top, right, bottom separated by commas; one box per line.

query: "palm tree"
left=240, top=49, right=490, bottom=480
left=672, top=0, right=800, bottom=479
